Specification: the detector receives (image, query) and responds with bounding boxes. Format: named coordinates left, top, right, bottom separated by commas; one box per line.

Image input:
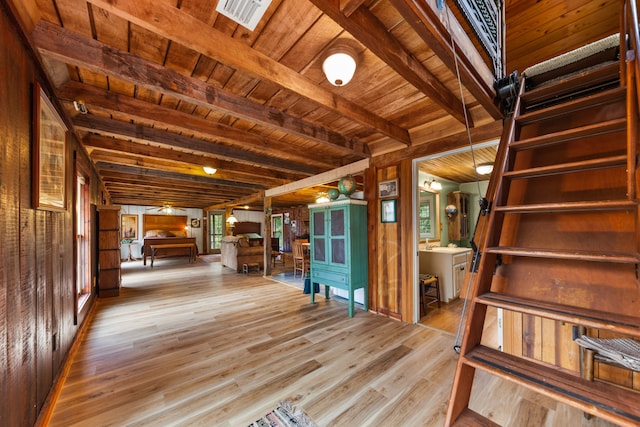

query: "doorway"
left=207, top=210, right=225, bottom=254
left=271, top=213, right=283, bottom=250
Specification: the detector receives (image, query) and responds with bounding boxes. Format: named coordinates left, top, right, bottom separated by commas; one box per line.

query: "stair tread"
left=518, top=86, right=626, bottom=125
left=476, top=292, right=640, bottom=334
left=462, top=346, right=640, bottom=426
left=484, top=246, right=640, bottom=263
left=510, top=118, right=626, bottom=151
left=522, top=61, right=620, bottom=106
left=502, top=155, right=627, bottom=179
left=451, top=408, right=500, bottom=427
left=494, top=199, right=637, bottom=213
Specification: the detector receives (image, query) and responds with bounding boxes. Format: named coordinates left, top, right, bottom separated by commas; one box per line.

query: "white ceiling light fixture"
left=476, top=162, right=494, bottom=175
left=322, top=41, right=359, bottom=87
left=203, top=166, right=217, bottom=175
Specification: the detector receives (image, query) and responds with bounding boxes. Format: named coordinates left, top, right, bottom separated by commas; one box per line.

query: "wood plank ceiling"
left=18, top=0, right=618, bottom=210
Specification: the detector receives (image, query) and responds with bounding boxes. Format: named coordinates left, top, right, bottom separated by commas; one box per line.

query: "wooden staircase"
left=445, top=12, right=640, bottom=427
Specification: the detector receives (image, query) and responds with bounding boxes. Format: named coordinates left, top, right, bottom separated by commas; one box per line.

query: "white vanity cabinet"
left=419, top=248, right=472, bottom=302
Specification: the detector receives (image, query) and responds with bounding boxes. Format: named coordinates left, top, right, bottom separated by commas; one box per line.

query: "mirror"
left=418, top=189, right=439, bottom=242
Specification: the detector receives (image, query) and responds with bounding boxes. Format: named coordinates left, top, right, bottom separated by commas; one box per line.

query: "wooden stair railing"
left=445, top=3, right=640, bottom=424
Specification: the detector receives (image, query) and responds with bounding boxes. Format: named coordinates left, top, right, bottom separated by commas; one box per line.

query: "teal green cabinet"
left=309, top=199, right=368, bottom=317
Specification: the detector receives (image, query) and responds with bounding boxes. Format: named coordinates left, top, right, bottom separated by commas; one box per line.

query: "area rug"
left=248, top=400, right=317, bottom=427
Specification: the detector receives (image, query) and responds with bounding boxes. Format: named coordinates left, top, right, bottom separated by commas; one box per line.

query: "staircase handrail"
left=622, top=0, right=640, bottom=200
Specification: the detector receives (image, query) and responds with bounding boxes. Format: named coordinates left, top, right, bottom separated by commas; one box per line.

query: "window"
left=75, top=172, right=91, bottom=311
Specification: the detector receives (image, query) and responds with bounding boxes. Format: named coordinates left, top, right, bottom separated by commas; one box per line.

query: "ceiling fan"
left=146, top=203, right=186, bottom=214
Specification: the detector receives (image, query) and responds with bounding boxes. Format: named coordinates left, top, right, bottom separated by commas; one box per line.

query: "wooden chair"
left=292, top=240, right=309, bottom=278
left=418, top=274, right=441, bottom=316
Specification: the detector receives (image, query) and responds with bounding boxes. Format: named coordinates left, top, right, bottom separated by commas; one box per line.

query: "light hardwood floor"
left=46, top=256, right=619, bottom=426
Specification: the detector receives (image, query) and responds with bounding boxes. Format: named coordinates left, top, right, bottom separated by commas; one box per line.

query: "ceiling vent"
left=216, top=0, right=272, bottom=31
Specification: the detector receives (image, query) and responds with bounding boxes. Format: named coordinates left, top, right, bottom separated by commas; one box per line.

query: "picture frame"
left=378, top=178, right=398, bottom=198
left=33, top=82, right=68, bottom=211
left=381, top=199, right=397, bottom=223
left=190, top=218, right=201, bottom=228
left=121, top=214, right=138, bottom=240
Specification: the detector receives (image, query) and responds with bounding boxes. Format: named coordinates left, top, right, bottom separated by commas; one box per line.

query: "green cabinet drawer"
left=312, top=268, right=348, bottom=287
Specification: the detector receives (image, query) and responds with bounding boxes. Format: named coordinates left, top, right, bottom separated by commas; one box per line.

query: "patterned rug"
left=248, top=401, right=317, bottom=427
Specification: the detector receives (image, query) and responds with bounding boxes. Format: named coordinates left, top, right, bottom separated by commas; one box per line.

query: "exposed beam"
left=371, top=120, right=502, bottom=167
left=83, top=135, right=298, bottom=184
left=205, top=192, right=266, bottom=211
left=83, top=0, right=411, bottom=145
left=57, top=81, right=366, bottom=162
left=96, top=163, right=264, bottom=190
left=309, top=0, right=471, bottom=127
left=390, top=0, right=502, bottom=119
left=31, top=21, right=373, bottom=155
left=72, top=115, right=318, bottom=175
left=266, top=159, right=370, bottom=197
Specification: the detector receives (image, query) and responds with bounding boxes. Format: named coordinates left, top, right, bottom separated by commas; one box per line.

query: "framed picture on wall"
left=33, top=82, right=68, bottom=211
left=121, top=214, right=138, bottom=240
left=381, top=199, right=397, bottom=223
left=378, top=178, right=398, bottom=198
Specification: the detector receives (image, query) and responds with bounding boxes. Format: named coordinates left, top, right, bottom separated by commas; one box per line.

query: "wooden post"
left=264, top=196, right=272, bottom=276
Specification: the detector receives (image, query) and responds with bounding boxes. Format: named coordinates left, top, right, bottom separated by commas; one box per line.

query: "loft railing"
left=621, top=0, right=640, bottom=200
left=453, top=0, right=502, bottom=78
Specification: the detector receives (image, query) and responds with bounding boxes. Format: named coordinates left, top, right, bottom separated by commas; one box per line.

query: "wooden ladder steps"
left=522, top=61, right=621, bottom=108
left=484, top=246, right=640, bottom=263
left=517, top=86, right=626, bottom=125
left=509, top=118, right=627, bottom=151
left=494, top=199, right=637, bottom=213
left=475, top=292, right=640, bottom=335
left=502, top=155, right=627, bottom=179
left=461, top=346, right=640, bottom=426
left=451, top=408, right=500, bottom=427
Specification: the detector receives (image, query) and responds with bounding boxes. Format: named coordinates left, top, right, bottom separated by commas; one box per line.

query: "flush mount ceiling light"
left=203, top=166, right=217, bottom=175
left=322, top=41, right=358, bottom=87
left=476, top=162, right=494, bottom=175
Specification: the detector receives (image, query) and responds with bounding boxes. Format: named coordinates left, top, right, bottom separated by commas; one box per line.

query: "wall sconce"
left=424, top=179, right=442, bottom=191
left=203, top=166, right=217, bottom=175
left=476, top=162, right=494, bottom=175
left=322, top=41, right=358, bottom=86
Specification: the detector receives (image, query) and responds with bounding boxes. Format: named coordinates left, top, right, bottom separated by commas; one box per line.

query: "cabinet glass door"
left=312, top=210, right=326, bottom=263
left=330, top=208, right=346, bottom=265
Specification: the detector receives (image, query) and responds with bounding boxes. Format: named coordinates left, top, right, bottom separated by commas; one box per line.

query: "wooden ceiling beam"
left=371, top=119, right=502, bottom=167
left=96, top=163, right=264, bottom=190
left=390, top=0, right=502, bottom=120
left=309, top=0, right=471, bottom=127
left=83, top=134, right=302, bottom=183
left=80, top=0, right=411, bottom=145
left=72, top=115, right=318, bottom=175
left=88, top=151, right=289, bottom=189
left=57, top=81, right=363, bottom=163
left=205, top=191, right=266, bottom=211
left=31, top=21, right=372, bottom=155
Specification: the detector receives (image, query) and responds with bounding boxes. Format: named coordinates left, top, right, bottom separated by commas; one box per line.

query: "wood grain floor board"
left=47, top=259, right=620, bottom=426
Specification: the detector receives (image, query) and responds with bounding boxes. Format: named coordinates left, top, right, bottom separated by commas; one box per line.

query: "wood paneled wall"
left=368, top=161, right=416, bottom=321
left=1, top=3, right=103, bottom=425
